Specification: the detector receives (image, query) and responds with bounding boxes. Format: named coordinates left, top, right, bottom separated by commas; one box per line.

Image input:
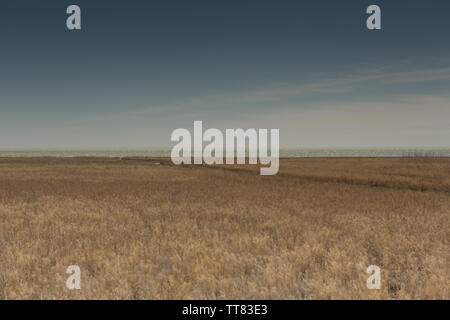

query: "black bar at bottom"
left=0, top=300, right=444, bottom=318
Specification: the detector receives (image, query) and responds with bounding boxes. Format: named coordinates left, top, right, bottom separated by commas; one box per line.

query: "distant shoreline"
left=0, top=147, right=449, bottom=158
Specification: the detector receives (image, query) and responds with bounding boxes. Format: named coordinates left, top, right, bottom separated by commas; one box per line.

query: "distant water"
left=0, top=148, right=449, bottom=158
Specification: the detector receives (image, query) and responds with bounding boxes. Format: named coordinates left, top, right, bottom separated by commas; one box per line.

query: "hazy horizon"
left=1, top=146, right=449, bottom=159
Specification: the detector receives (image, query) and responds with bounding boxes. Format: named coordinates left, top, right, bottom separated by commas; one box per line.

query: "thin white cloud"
left=90, top=64, right=450, bottom=123
left=227, top=66, right=450, bottom=103
left=37, top=63, right=449, bottom=148
left=223, top=95, right=450, bottom=147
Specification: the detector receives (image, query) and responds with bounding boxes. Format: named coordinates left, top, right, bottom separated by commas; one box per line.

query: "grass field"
left=0, top=157, right=448, bottom=299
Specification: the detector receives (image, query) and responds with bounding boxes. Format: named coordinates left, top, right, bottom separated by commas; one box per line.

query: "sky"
left=0, top=0, right=449, bottom=149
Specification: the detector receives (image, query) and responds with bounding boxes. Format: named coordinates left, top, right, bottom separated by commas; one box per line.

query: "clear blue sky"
left=1, top=0, right=449, bottom=148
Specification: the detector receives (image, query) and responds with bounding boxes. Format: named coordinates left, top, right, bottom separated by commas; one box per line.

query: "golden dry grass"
left=0, top=157, right=448, bottom=299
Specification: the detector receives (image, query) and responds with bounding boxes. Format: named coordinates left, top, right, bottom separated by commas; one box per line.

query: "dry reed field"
left=0, top=157, right=449, bottom=299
